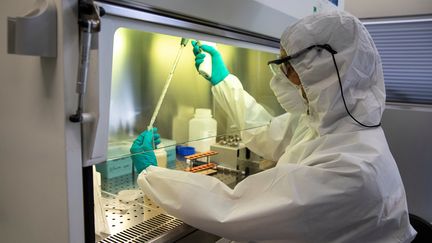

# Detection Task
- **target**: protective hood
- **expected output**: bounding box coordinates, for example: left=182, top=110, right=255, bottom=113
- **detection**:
left=280, top=10, right=385, bottom=135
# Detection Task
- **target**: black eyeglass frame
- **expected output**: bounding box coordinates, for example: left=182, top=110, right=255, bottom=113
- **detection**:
left=267, top=44, right=337, bottom=66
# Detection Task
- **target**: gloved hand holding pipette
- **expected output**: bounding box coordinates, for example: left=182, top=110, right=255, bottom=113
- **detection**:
left=130, top=127, right=161, bottom=173
left=131, top=37, right=189, bottom=173
left=192, top=40, right=230, bottom=85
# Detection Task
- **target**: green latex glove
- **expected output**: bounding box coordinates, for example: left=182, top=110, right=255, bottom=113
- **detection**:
left=130, top=127, right=161, bottom=173
left=192, top=40, right=230, bottom=85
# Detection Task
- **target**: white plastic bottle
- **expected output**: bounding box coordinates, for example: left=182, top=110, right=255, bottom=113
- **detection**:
left=188, top=108, right=217, bottom=153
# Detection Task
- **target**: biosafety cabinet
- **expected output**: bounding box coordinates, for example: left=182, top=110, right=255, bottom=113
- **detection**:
left=86, top=2, right=284, bottom=242
left=1, top=0, right=340, bottom=242
left=83, top=1, right=293, bottom=241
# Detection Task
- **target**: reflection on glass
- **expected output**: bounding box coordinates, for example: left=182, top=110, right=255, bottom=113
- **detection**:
left=108, top=27, right=283, bottom=159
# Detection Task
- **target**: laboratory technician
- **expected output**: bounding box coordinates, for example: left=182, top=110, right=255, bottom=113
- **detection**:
left=132, top=10, right=416, bottom=242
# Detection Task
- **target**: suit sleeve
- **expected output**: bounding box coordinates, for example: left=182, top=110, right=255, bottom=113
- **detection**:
left=212, top=74, right=293, bottom=161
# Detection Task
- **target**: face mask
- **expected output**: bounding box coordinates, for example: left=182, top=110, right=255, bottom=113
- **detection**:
left=270, top=72, right=308, bottom=114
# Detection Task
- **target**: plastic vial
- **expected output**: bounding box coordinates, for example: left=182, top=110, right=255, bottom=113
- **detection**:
left=197, top=41, right=217, bottom=80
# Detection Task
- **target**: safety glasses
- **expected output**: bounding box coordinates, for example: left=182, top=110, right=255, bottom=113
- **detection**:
left=267, top=44, right=337, bottom=75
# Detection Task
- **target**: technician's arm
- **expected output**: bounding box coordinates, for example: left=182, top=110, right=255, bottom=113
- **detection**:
left=212, top=75, right=293, bottom=161
left=193, top=41, right=293, bottom=161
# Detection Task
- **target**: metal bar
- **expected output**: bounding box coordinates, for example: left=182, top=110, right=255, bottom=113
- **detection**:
left=95, top=1, right=280, bottom=48
left=363, top=17, right=432, bottom=25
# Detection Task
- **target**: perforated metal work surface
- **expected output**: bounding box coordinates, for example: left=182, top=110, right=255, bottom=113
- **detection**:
left=100, top=192, right=165, bottom=235
left=97, top=160, right=243, bottom=242
left=99, top=214, right=192, bottom=243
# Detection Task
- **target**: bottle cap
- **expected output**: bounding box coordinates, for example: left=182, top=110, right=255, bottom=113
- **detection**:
left=195, top=108, right=212, bottom=118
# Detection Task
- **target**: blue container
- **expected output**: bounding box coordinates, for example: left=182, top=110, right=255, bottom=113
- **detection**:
left=176, top=146, right=195, bottom=156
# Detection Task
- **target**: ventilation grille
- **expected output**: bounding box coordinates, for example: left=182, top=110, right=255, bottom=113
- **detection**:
left=99, top=214, right=185, bottom=243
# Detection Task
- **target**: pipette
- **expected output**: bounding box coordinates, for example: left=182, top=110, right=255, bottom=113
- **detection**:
left=147, top=38, right=189, bottom=147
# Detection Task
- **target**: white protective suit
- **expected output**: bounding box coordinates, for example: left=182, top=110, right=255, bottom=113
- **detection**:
left=138, top=11, right=416, bottom=242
